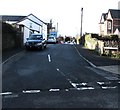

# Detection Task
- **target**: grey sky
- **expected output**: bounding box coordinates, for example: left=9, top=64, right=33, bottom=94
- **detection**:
left=0, top=0, right=119, bottom=36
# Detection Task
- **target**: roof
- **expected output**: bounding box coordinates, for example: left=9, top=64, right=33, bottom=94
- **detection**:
left=109, top=9, right=120, bottom=32
left=2, top=15, right=26, bottom=22
left=28, top=13, right=47, bottom=24
left=1, top=14, right=47, bottom=26
left=109, top=9, right=120, bottom=19
left=99, top=13, right=108, bottom=23
left=16, top=13, right=47, bottom=25
left=102, top=13, right=108, bottom=21
left=113, top=26, right=120, bottom=33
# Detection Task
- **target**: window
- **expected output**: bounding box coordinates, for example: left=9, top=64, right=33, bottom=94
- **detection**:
left=107, top=21, right=112, bottom=30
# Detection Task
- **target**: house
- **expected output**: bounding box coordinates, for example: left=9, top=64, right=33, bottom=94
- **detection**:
left=2, top=14, right=47, bottom=44
left=99, top=9, right=120, bottom=36
left=2, top=15, right=26, bottom=24
left=99, top=13, right=108, bottom=36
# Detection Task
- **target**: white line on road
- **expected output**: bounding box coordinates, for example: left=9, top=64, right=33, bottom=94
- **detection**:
left=23, top=90, right=40, bottom=94
left=2, top=51, right=24, bottom=65
left=56, top=68, right=65, bottom=77
left=101, top=86, right=117, bottom=89
left=70, top=81, right=77, bottom=89
left=56, top=68, right=77, bottom=88
left=73, top=45, right=96, bottom=68
left=77, top=87, right=94, bottom=90
left=48, top=54, right=51, bottom=62
left=49, top=89, right=60, bottom=92
left=0, top=92, right=12, bottom=95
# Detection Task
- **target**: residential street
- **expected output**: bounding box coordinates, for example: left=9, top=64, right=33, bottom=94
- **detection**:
left=2, top=44, right=120, bottom=108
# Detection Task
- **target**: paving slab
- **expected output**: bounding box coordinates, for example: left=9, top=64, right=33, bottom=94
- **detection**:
left=97, top=65, right=120, bottom=75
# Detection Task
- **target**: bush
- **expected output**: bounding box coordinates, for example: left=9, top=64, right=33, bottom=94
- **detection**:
left=65, top=37, right=71, bottom=42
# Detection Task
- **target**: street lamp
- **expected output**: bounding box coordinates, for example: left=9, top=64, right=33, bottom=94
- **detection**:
left=80, top=7, right=83, bottom=37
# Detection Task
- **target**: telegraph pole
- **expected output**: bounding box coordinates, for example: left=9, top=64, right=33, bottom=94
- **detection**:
left=80, top=7, right=83, bottom=37
left=57, top=22, right=58, bottom=37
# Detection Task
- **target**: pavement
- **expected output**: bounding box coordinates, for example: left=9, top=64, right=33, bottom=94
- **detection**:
left=2, top=45, right=120, bottom=75
left=74, top=45, right=120, bottom=75
left=97, top=65, right=119, bottom=75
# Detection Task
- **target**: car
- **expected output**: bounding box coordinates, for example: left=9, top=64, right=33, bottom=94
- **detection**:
left=25, top=33, right=47, bottom=50
left=47, top=35, right=57, bottom=44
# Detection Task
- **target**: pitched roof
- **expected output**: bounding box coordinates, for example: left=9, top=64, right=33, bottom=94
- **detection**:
left=113, top=25, right=120, bottom=33
left=16, top=13, right=47, bottom=25
left=1, top=14, right=47, bottom=26
left=99, top=13, right=108, bottom=23
left=2, top=15, right=26, bottom=22
left=28, top=13, right=47, bottom=24
left=109, top=9, right=120, bottom=19
left=102, top=13, right=108, bottom=20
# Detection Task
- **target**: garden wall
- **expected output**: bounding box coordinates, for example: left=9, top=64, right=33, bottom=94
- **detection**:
left=2, top=22, right=23, bottom=51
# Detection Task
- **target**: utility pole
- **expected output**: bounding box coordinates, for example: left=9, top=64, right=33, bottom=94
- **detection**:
left=57, top=22, right=58, bottom=32
left=118, top=1, right=120, bottom=9
left=80, top=7, right=83, bottom=37
left=57, top=22, right=58, bottom=37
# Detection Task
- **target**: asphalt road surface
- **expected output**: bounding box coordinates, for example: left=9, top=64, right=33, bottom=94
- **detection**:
left=2, top=44, right=120, bottom=109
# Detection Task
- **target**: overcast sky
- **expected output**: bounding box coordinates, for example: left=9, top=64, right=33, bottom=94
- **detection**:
left=0, top=0, right=119, bottom=36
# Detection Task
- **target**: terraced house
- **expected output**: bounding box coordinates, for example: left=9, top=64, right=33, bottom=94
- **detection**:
left=99, top=9, right=120, bottom=36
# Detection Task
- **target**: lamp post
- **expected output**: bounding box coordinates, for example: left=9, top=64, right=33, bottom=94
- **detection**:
left=57, top=22, right=58, bottom=37
left=80, top=7, right=83, bottom=37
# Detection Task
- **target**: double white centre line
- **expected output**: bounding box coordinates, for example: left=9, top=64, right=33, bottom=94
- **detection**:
left=48, top=54, right=51, bottom=62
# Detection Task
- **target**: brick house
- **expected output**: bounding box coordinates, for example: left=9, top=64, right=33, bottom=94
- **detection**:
left=99, top=9, right=120, bottom=36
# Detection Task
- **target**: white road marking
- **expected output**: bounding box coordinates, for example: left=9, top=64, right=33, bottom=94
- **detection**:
left=2, top=51, right=24, bottom=64
left=65, top=89, right=69, bottom=91
left=79, top=83, right=87, bottom=86
left=0, top=92, right=12, bottom=95
left=2, top=81, right=118, bottom=96
left=97, top=82, right=105, bottom=85
left=56, top=68, right=65, bottom=76
left=97, top=81, right=111, bottom=85
left=70, top=82, right=77, bottom=89
left=48, top=54, right=51, bottom=62
left=97, top=81, right=118, bottom=89
left=23, top=90, right=40, bottom=93
left=56, top=68, right=60, bottom=71
left=56, top=68, right=94, bottom=90
left=74, top=45, right=96, bottom=68
left=77, top=87, right=94, bottom=90
left=56, top=68, right=76, bottom=88
left=49, top=89, right=60, bottom=92
left=101, top=86, right=117, bottom=89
